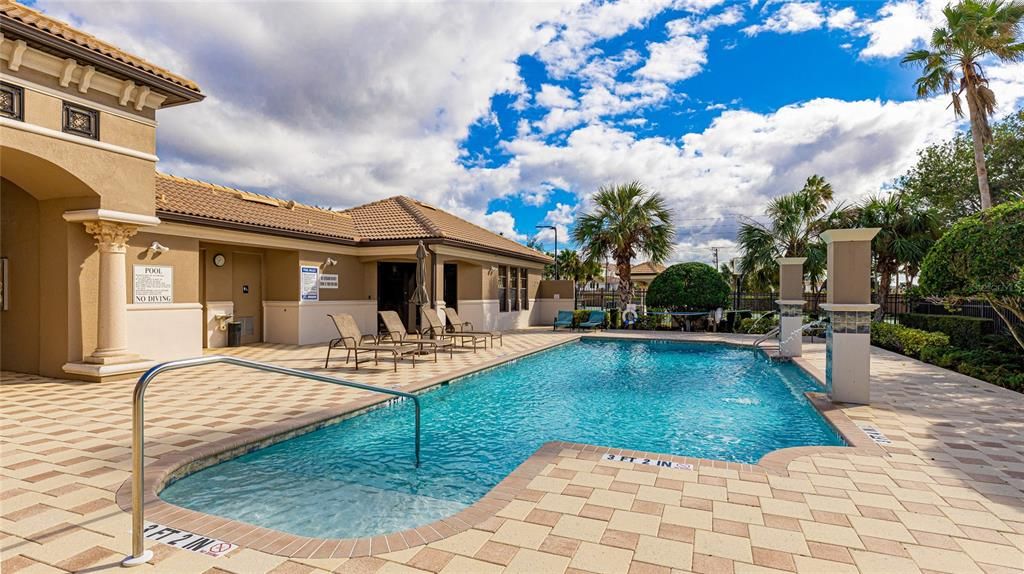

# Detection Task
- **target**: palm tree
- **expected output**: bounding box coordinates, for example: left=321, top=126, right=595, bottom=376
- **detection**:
left=902, top=0, right=1024, bottom=210
left=572, top=182, right=673, bottom=310
left=737, top=175, right=841, bottom=297
left=846, top=194, right=940, bottom=320
left=554, top=250, right=603, bottom=299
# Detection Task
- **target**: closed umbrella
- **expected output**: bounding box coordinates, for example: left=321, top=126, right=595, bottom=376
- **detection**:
left=411, top=242, right=431, bottom=339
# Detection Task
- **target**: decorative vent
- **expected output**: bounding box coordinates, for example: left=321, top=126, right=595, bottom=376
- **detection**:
left=0, top=83, right=24, bottom=121
left=62, top=101, right=99, bottom=140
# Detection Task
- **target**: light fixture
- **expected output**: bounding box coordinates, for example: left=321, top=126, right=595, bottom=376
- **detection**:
left=148, top=241, right=170, bottom=254
left=323, top=257, right=338, bottom=267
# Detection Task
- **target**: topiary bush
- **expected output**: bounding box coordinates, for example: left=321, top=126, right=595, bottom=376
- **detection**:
left=646, top=262, right=730, bottom=311
left=898, top=314, right=993, bottom=348
left=871, top=322, right=950, bottom=358
left=920, top=200, right=1024, bottom=350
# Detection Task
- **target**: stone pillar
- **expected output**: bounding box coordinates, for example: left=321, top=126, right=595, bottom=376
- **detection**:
left=83, top=221, right=140, bottom=363
left=775, top=257, right=806, bottom=358
left=821, top=228, right=880, bottom=404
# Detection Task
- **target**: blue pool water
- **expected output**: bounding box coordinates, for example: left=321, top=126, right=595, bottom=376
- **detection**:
left=161, top=339, right=842, bottom=538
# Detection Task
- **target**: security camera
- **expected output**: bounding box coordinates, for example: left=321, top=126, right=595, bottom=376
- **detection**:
left=149, top=241, right=170, bottom=253
left=324, top=257, right=338, bottom=267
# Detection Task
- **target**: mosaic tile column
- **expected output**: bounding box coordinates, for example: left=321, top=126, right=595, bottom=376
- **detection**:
left=821, top=228, right=880, bottom=404
left=775, top=257, right=806, bottom=358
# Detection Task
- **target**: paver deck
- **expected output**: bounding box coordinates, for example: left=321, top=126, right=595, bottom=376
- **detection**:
left=2, top=329, right=1023, bottom=574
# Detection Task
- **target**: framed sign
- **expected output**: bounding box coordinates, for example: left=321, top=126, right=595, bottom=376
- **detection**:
left=319, top=273, right=339, bottom=289
left=1, top=257, right=7, bottom=311
left=300, top=266, right=319, bottom=301
left=133, top=265, right=173, bottom=304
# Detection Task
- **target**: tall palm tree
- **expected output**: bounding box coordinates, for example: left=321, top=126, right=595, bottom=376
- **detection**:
left=902, top=0, right=1024, bottom=210
left=572, top=182, right=674, bottom=310
left=555, top=250, right=603, bottom=299
left=737, top=175, right=841, bottom=296
left=846, top=194, right=940, bottom=320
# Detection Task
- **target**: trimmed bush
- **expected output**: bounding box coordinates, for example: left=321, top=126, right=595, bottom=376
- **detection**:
left=898, top=314, right=993, bottom=348
left=647, top=262, right=730, bottom=311
left=870, top=322, right=950, bottom=358
left=738, top=315, right=778, bottom=334
left=920, top=342, right=1024, bottom=393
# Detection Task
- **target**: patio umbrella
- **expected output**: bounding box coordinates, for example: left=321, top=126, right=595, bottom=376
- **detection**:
left=411, top=241, right=431, bottom=307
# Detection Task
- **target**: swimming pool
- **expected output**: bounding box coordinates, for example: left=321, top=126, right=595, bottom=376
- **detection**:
left=160, top=339, right=843, bottom=539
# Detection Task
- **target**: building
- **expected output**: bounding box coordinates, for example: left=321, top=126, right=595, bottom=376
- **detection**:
left=0, top=1, right=564, bottom=382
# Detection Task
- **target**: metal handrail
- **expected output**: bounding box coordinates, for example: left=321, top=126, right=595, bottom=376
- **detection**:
left=753, top=326, right=781, bottom=350
left=122, top=355, right=422, bottom=567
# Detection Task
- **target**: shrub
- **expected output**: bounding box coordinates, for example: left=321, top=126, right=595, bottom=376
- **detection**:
left=738, top=314, right=779, bottom=334
left=898, top=314, right=993, bottom=348
left=647, top=262, right=730, bottom=311
left=919, top=200, right=1024, bottom=350
left=920, top=343, right=1024, bottom=393
left=870, top=322, right=950, bottom=358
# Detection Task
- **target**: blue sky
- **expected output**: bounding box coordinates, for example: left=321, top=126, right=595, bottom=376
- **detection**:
left=34, top=0, right=1024, bottom=264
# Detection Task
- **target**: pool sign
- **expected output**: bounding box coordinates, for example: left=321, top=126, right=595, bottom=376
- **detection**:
left=133, top=265, right=173, bottom=304
left=300, top=266, right=319, bottom=301
left=855, top=422, right=893, bottom=445
left=320, top=273, right=339, bottom=289
left=142, top=521, right=237, bottom=557
left=603, top=453, right=694, bottom=470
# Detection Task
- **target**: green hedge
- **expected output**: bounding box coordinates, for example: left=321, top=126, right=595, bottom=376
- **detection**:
left=870, top=322, right=949, bottom=358
left=738, top=315, right=778, bottom=334
left=898, top=314, right=993, bottom=348
left=920, top=340, right=1024, bottom=393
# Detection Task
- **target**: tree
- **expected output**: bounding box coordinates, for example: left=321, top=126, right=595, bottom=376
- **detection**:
left=844, top=194, right=940, bottom=320
left=920, top=200, right=1024, bottom=350
left=572, top=182, right=674, bottom=310
left=737, top=175, right=841, bottom=294
left=898, top=109, right=1024, bottom=227
left=552, top=250, right=602, bottom=298
left=902, top=0, right=1024, bottom=210
left=647, top=263, right=730, bottom=311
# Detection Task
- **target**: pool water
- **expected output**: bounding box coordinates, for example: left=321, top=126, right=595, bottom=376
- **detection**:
left=161, top=339, right=843, bottom=538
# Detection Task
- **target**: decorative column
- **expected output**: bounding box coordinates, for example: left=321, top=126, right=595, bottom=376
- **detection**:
left=83, top=221, right=140, bottom=363
left=775, top=257, right=806, bottom=358
left=820, top=228, right=880, bottom=404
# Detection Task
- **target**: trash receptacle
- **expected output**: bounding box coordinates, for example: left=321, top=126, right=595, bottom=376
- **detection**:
left=227, top=321, right=242, bottom=347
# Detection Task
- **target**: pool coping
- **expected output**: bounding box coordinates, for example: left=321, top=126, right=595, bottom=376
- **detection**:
left=115, top=331, right=885, bottom=560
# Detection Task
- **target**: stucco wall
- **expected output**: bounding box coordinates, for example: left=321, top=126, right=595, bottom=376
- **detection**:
left=0, top=179, right=41, bottom=373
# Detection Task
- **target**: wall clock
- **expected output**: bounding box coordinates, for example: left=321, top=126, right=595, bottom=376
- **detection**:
left=213, top=253, right=226, bottom=267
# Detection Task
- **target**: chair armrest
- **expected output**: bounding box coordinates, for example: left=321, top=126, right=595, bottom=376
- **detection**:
left=360, top=334, right=378, bottom=344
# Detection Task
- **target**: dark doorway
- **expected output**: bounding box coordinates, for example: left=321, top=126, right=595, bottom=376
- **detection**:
left=377, top=262, right=419, bottom=334
left=443, top=263, right=458, bottom=311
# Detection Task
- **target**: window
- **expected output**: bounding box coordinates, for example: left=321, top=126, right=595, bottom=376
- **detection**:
left=498, top=266, right=508, bottom=312
left=62, top=101, right=99, bottom=140
left=510, top=267, right=520, bottom=311
left=520, top=268, right=529, bottom=310
left=0, top=82, right=23, bottom=121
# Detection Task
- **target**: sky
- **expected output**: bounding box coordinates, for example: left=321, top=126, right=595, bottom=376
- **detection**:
left=31, top=0, right=1024, bottom=266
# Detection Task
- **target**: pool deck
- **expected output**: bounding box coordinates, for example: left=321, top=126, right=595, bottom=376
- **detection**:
left=2, top=329, right=1023, bottom=573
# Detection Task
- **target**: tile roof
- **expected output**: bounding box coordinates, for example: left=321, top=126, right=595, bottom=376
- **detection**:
left=1, top=1, right=200, bottom=93
left=632, top=261, right=666, bottom=275
left=155, top=173, right=550, bottom=262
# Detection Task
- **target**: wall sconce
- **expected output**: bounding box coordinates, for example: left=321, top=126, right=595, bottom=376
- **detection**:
left=148, top=241, right=170, bottom=254
left=323, top=257, right=338, bottom=267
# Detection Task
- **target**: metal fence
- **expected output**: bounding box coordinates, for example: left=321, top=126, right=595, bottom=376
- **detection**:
left=575, top=288, right=1018, bottom=336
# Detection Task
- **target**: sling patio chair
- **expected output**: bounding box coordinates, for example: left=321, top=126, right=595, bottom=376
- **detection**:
left=420, top=307, right=486, bottom=352
left=443, top=307, right=503, bottom=348
left=553, top=310, right=574, bottom=331
left=325, top=313, right=419, bottom=372
left=577, top=310, right=606, bottom=331
left=378, top=310, right=454, bottom=361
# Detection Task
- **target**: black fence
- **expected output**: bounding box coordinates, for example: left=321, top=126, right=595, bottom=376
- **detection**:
left=575, top=289, right=1019, bottom=336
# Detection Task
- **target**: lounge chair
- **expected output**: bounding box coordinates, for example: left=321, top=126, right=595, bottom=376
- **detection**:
left=553, top=310, right=574, bottom=331
left=443, top=308, right=502, bottom=348
left=577, top=310, right=606, bottom=331
left=325, top=313, right=419, bottom=371
left=378, top=310, right=453, bottom=361
left=420, top=307, right=486, bottom=352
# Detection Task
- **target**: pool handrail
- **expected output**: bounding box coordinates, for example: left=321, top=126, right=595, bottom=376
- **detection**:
left=122, top=355, right=422, bottom=567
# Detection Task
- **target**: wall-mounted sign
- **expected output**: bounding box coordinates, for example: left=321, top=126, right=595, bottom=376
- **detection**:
left=133, top=265, right=173, bottom=304
left=300, top=266, right=319, bottom=301
left=320, top=273, right=339, bottom=289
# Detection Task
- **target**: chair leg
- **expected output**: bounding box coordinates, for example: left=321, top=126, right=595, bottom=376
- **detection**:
left=353, top=348, right=359, bottom=371
left=325, top=341, right=333, bottom=368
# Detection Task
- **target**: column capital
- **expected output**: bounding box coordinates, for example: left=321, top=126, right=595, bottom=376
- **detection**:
left=821, top=228, right=879, bottom=244
left=775, top=257, right=806, bottom=266
left=83, top=220, right=139, bottom=252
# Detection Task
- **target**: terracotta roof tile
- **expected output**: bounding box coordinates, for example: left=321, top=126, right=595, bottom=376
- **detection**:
left=155, top=174, right=551, bottom=262
left=631, top=261, right=666, bottom=275
left=155, top=174, right=357, bottom=241
left=1, top=1, right=200, bottom=92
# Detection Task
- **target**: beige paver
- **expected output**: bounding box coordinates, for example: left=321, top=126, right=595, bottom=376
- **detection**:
left=2, top=332, right=1022, bottom=574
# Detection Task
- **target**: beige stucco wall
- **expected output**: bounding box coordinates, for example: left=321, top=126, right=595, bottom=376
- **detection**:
left=827, top=241, right=872, bottom=304
left=0, top=179, right=40, bottom=374
left=125, top=232, right=199, bottom=304
left=265, top=249, right=299, bottom=301
left=298, top=250, right=368, bottom=301
left=538, top=279, right=573, bottom=299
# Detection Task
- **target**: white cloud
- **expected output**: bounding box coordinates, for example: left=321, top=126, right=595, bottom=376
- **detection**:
left=635, top=35, right=709, bottom=83
left=859, top=0, right=944, bottom=59
left=826, top=7, right=858, bottom=30
left=666, top=4, right=745, bottom=35
left=535, top=84, right=578, bottom=109
left=742, top=2, right=825, bottom=35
